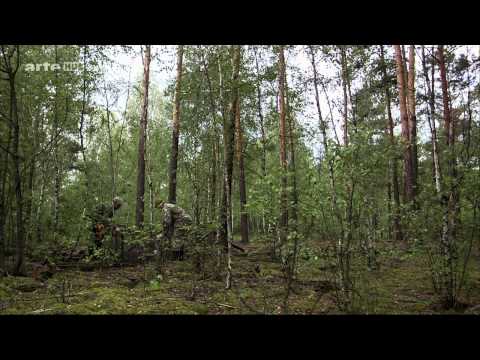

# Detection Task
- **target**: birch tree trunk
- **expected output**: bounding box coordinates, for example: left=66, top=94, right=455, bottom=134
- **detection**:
left=438, top=45, right=458, bottom=308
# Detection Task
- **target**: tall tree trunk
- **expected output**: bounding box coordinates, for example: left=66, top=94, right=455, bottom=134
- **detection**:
left=439, top=47, right=454, bottom=144
left=23, top=108, right=41, bottom=245
left=135, top=45, right=151, bottom=228
left=437, top=45, right=458, bottom=308
left=235, top=99, right=249, bottom=244
left=283, top=82, right=299, bottom=313
left=343, top=48, right=356, bottom=132
left=340, top=47, right=349, bottom=146
left=308, top=46, right=328, bottom=165
left=463, top=48, right=473, bottom=161
left=278, top=46, right=289, bottom=253
left=36, top=163, right=46, bottom=244
left=103, top=79, right=116, bottom=215
left=319, top=74, right=340, bottom=146
left=308, top=45, right=343, bottom=239
left=209, top=135, right=218, bottom=223
left=253, top=46, right=267, bottom=233
left=407, top=45, right=418, bottom=199
left=380, top=45, right=403, bottom=242
left=421, top=45, right=442, bottom=192
left=0, top=124, right=12, bottom=274
left=200, top=48, right=219, bottom=224
left=12, top=79, right=24, bottom=275
left=253, top=47, right=267, bottom=180
left=2, top=46, right=26, bottom=276
left=52, top=45, right=61, bottom=241
left=217, top=54, right=228, bottom=247
left=224, top=45, right=241, bottom=289
left=168, top=45, right=184, bottom=204
left=79, top=45, right=92, bottom=215
left=394, top=45, right=415, bottom=204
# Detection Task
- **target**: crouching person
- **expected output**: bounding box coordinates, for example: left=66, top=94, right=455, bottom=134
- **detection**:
left=88, top=197, right=123, bottom=257
left=155, top=199, right=193, bottom=261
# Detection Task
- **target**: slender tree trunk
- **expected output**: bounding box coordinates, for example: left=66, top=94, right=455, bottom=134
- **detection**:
left=437, top=45, right=458, bottom=308
left=79, top=45, right=92, bottom=217
left=407, top=45, right=418, bottom=200
left=135, top=45, right=151, bottom=228
left=217, top=54, right=228, bottom=247
left=308, top=46, right=328, bottom=164
left=421, top=45, right=442, bottom=192
left=235, top=99, right=249, bottom=244
left=340, top=47, right=349, bottom=146
left=0, top=124, right=12, bottom=274
left=464, top=50, right=473, bottom=160
left=200, top=48, right=219, bottom=224
left=278, top=46, right=289, bottom=253
left=209, top=135, right=218, bottom=223
left=4, top=46, right=26, bottom=275
left=253, top=47, right=267, bottom=233
left=394, top=45, right=415, bottom=204
left=308, top=45, right=343, bottom=239
left=147, top=143, right=155, bottom=232
left=319, top=74, right=340, bottom=146
left=339, top=47, right=355, bottom=298
left=253, top=48, right=267, bottom=180
left=386, top=170, right=393, bottom=240
left=168, top=45, right=184, bottom=204
left=36, top=164, right=46, bottom=243
left=224, top=45, right=241, bottom=289
left=439, top=47, right=454, bottom=144
left=23, top=110, right=41, bottom=245
left=344, top=48, right=356, bottom=132
left=380, top=45, right=403, bottom=242
left=104, top=80, right=116, bottom=215
left=283, top=83, right=299, bottom=313
left=52, top=45, right=61, bottom=241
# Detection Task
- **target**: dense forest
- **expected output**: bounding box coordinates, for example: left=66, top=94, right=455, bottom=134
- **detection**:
left=0, top=45, right=479, bottom=314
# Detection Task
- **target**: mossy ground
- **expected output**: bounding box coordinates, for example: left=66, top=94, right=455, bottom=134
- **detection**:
left=1, top=238, right=480, bottom=315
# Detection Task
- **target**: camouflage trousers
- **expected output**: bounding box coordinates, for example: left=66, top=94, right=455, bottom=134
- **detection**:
left=166, top=219, right=192, bottom=249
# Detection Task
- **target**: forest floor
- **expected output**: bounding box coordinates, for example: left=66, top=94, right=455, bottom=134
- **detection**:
left=2, top=238, right=480, bottom=315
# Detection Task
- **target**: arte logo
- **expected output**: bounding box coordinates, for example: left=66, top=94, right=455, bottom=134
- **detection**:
left=24, top=62, right=83, bottom=72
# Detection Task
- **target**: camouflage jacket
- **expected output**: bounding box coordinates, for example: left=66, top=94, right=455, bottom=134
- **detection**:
left=160, top=203, right=193, bottom=248
left=161, top=203, right=192, bottom=226
left=90, top=203, right=115, bottom=226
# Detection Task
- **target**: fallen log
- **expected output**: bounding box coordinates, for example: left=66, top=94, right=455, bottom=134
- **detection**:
left=231, top=242, right=246, bottom=253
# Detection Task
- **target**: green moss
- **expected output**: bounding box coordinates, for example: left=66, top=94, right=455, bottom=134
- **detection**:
left=2, top=243, right=480, bottom=314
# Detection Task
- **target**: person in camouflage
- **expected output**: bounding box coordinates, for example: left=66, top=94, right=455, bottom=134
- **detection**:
left=89, top=197, right=123, bottom=255
left=156, top=200, right=193, bottom=259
